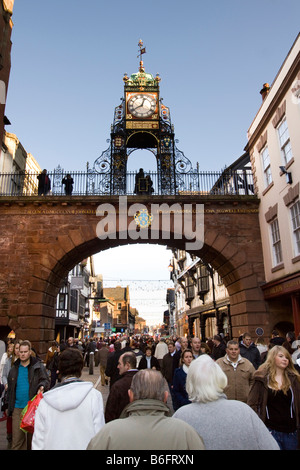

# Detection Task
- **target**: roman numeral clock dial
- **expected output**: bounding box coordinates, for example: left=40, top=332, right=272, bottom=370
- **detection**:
left=128, top=94, right=157, bottom=118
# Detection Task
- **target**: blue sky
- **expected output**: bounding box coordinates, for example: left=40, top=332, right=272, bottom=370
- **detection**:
left=5, top=0, right=300, bottom=327
left=6, top=0, right=300, bottom=173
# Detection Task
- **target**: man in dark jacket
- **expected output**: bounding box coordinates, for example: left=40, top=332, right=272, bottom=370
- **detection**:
left=161, top=341, right=181, bottom=410
left=211, top=335, right=226, bottom=360
left=85, top=337, right=96, bottom=367
left=99, top=343, right=109, bottom=386
left=161, top=342, right=181, bottom=385
left=239, top=332, right=261, bottom=370
left=105, top=341, right=123, bottom=388
left=105, top=351, right=138, bottom=422
left=7, top=340, right=50, bottom=450
left=269, top=330, right=285, bottom=346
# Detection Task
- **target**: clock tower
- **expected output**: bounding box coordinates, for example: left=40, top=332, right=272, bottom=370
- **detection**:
left=93, top=40, right=194, bottom=195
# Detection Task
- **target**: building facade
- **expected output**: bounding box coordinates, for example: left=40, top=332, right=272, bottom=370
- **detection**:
left=247, top=33, right=300, bottom=337
left=0, top=131, right=41, bottom=194
left=103, top=285, right=136, bottom=335
left=55, top=258, right=95, bottom=341
left=0, top=1, right=14, bottom=145
left=170, top=249, right=230, bottom=339
left=133, top=313, right=146, bottom=335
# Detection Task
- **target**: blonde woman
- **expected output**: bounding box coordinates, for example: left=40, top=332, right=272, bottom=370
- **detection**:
left=247, top=345, right=300, bottom=450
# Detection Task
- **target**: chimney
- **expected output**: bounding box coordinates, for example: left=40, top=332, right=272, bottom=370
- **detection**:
left=260, top=83, right=270, bottom=101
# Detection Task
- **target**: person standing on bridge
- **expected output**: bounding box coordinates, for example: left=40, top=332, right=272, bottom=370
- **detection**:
left=134, top=168, right=145, bottom=195
left=32, top=348, right=105, bottom=450
left=37, top=169, right=51, bottom=196
left=62, top=173, right=74, bottom=195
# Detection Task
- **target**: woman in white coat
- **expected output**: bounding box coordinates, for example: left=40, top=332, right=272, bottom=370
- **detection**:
left=32, top=348, right=105, bottom=450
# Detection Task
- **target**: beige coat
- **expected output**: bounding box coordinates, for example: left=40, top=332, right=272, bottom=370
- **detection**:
left=87, top=399, right=205, bottom=450
left=216, top=355, right=255, bottom=403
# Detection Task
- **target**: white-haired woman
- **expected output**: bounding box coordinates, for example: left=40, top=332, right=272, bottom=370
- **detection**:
left=172, top=354, right=279, bottom=450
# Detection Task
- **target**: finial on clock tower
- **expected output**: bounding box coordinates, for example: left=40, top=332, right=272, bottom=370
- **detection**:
left=137, top=39, right=146, bottom=73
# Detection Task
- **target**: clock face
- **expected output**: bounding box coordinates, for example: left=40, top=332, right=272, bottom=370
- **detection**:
left=128, top=94, right=157, bottom=118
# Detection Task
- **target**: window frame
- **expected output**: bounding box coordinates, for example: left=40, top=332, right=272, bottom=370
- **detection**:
left=185, top=275, right=195, bottom=300
left=290, top=200, right=300, bottom=257
left=269, top=218, right=283, bottom=266
left=277, top=117, right=293, bottom=165
left=260, top=145, right=272, bottom=188
left=117, top=313, right=122, bottom=324
left=196, top=264, right=209, bottom=294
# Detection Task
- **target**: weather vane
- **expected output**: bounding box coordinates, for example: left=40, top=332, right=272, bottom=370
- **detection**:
left=137, top=39, right=146, bottom=72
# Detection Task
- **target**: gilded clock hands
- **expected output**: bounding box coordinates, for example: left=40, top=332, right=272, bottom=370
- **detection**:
left=135, top=97, right=146, bottom=110
left=136, top=98, right=152, bottom=113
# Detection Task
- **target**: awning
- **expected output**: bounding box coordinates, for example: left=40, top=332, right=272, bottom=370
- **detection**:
left=177, top=258, right=200, bottom=280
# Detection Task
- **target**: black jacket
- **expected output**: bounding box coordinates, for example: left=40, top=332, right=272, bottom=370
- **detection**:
left=7, top=356, right=50, bottom=415
left=105, top=349, right=123, bottom=387
left=239, top=342, right=261, bottom=369
left=211, top=342, right=226, bottom=361
left=161, top=350, right=181, bottom=384
left=138, top=355, right=161, bottom=371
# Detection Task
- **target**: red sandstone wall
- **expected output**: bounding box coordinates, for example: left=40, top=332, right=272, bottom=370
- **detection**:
left=0, top=195, right=269, bottom=353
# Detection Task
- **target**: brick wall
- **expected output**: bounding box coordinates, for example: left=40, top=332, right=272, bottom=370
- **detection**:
left=0, top=195, right=268, bottom=354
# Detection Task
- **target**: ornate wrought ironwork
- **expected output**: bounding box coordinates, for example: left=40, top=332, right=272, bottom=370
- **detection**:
left=90, top=42, right=197, bottom=196
left=0, top=170, right=255, bottom=197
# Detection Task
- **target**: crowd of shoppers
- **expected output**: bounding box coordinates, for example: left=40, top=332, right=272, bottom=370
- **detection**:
left=0, top=329, right=299, bottom=451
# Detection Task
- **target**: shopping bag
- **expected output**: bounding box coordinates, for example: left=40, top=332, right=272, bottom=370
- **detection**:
left=1, top=388, right=8, bottom=412
left=20, top=392, right=43, bottom=434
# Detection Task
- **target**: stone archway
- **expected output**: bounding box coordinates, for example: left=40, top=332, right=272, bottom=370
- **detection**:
left=0, top=194, right=269, bottom=354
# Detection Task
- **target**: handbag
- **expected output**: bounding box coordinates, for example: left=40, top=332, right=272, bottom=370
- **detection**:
left=1, top=389, right=8, bottom=412
left=20, top=392, right=43, bottom=434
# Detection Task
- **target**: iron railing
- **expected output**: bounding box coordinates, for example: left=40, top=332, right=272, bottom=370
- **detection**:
left=0, top=169, right=255, bottom=197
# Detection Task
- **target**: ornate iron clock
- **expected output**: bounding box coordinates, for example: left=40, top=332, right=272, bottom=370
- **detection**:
left=92, top=40, right=195, bottom=195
